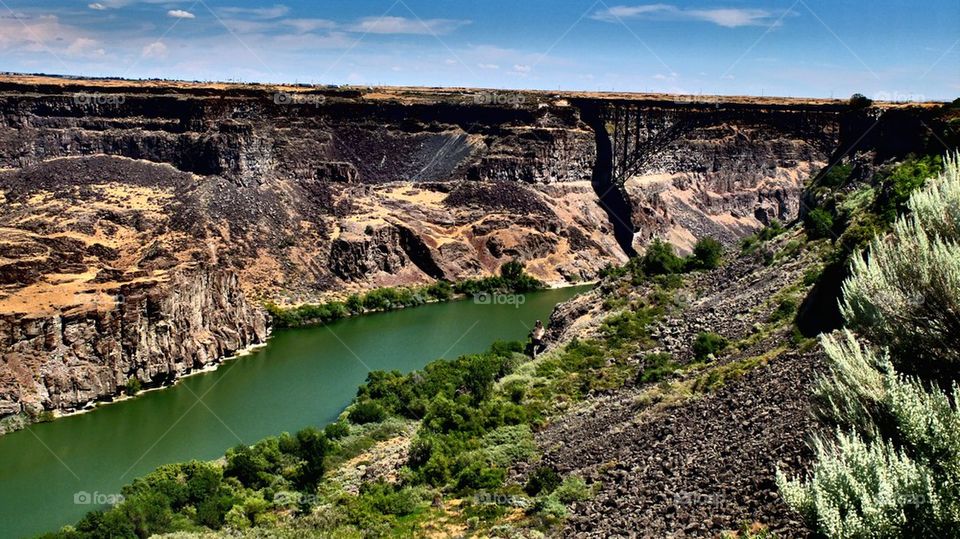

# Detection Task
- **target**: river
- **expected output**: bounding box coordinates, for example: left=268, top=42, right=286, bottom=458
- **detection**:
left=0, top=286, right=590, bottom=538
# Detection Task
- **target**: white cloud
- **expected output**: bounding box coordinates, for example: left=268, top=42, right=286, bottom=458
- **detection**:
left=219, top=5, right=290, bottom=19
left=167, top=10, right=195, bottom=19
left=142, top=41, right=167, bottom=58
left=88, top=3, right=107, bottom=10
left=592, top=4, right=774, bottom=28
left=652, top=71, right=678, bottom=80
left=687, top=8, right=771, bottom=28
left=348, top=16, right=470, bottom=35
left=66, top=37, right=105, bottom=57
left=0, top=15, right=84, bottom=52
left=282, top=18, right=337, bottom=33
left=513, top=64, right=531, bottom=74
left=594, top=4, right=674, bottom=21
left=478, top=63, right=499, bottom=70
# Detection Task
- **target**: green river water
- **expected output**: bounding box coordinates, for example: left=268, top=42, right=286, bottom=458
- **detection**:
left=0, top=286, right=590, bottom=538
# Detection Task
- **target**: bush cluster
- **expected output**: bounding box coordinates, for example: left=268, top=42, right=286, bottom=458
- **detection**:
left=454, top=259, right=543, bottom=296
left=601, top=236, right=726, bottom=286
left=692, top=332, right=728, bottom=361
left=266, top=260, right=541, bottom=328
left=48, top=426, right=331, bottom=538
left=778, top=152, right=960, bottom=537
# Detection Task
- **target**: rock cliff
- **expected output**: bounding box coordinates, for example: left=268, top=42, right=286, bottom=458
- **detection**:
left=0, top=74, right=948, bottom=426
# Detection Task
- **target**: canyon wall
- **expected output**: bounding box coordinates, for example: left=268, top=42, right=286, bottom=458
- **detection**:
left=0, top=76, right=947, bottom=424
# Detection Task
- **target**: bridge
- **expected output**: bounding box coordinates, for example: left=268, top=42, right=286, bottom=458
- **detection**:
left=604, top=102, right=698, bottom=186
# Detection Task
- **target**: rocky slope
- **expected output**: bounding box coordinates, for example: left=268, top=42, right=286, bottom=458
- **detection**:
left=534, top=235, right=825, bottom=537
left=0, top=74, right=948, bottom=427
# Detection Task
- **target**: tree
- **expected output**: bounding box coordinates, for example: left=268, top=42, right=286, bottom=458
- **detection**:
left=295, top=427, right=329, bottom=489
left=849, top=93, right=873, bottom=109
left=690, top=237, right=723, bottom=270
left=805, top=208, right=835, bottom=239
left=641, top=239, right=685, bottom=275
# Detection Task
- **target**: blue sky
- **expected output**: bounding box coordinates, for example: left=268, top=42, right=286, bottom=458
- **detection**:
left=0, top=0, right=957, bottom=100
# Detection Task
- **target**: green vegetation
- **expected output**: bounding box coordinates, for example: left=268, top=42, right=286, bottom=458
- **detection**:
left=769, top=297, right=798, bottom=323
left=124, top=378, right=142, bottom=396
left=690, top=237, right=724, bottom=270
left=641, top=239, right=687, bottom=275
left=817, top=163, right=854, bottom=189
left=266, top=261, right=540, bottom=328
left=600, top=235, right=726, bottom=285
left=778, top=152, right=960, bottom=537
left=637, top=352, right=680, bottom=384
left=347, top=400, right=387, bottom=425
left=524, top=467, right=561, bottom=496
left=692, top=332, right=728, bottom=361
left=803, top=207, right=835, bottom=239
left=740, top=220, right=786, bottom=255
left=453, top=259, right=543, bottom=296
left=45, top=425, right=332, bottom=539
left=873, top=154, right=943, bottom=224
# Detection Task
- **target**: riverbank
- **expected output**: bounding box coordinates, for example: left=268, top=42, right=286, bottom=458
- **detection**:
left=1, top=286, right=591, bottom=538
left=264, top=262, right=547, bottom=328
left=0, top=263, right=567, bottom=438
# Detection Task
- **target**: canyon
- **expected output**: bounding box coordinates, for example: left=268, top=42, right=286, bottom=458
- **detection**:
left=0, top=74, right=948, bottom=431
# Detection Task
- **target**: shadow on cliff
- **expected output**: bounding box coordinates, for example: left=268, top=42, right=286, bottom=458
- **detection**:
left=577, top=102, right=637, bottom=258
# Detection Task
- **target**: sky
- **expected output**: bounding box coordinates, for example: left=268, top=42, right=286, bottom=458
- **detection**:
left=0, top=0, right=957, bottom=100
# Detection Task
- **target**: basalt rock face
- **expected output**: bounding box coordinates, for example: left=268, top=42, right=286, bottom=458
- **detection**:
left=575, top=101, right=845, bottom=253
left=0, top=76, right=943, bottom=424
left=0, top=269, right=268, bottom=431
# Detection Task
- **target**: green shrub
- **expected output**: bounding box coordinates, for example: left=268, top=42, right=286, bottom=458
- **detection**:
left=524, top=466, right=561, bottom=496
left=357, top=482, right=424, bottom=516
left=637, top=352, right=679, bottom=384
left=480, top=425, right=537, bottom=467
left=690, top=237, right=723, bottom=270
left=692, top=332, right=728, bottom=361
left=124, top=377, right=142, bottom=396
left=348, top=400, right=387, bottom=425
left=530, top=495, right=567, bottom=519
left=779, top=152, right=960, bottom=537
left=805, top=208, right=835, bottom=239
left=324, top=421, right=350, bottom=440
left=456, top=461, right=506, bottom=491
left=424, top=280, right=453, bottom=301
left=842, top=152, right=960, bottom=374
left=641, top=239, right=686, bottom=275
left=758, top=219, right=786, bottom=241
left=598, top=262, right=629, bottom=280
left=770, top=298, right=798, bottom=323
left=346, top=294, right=364, bottom=314
left=552, top=476, right=592, bottom=504
left=802, top=267, right=823, bottom=286
left=818, top=163, right=853, bottom=188
left=224, top=445, right=272, bottom=489
left=874, top=154, right=943, bottom=223
left=294, top=427, right=329, bottom=488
